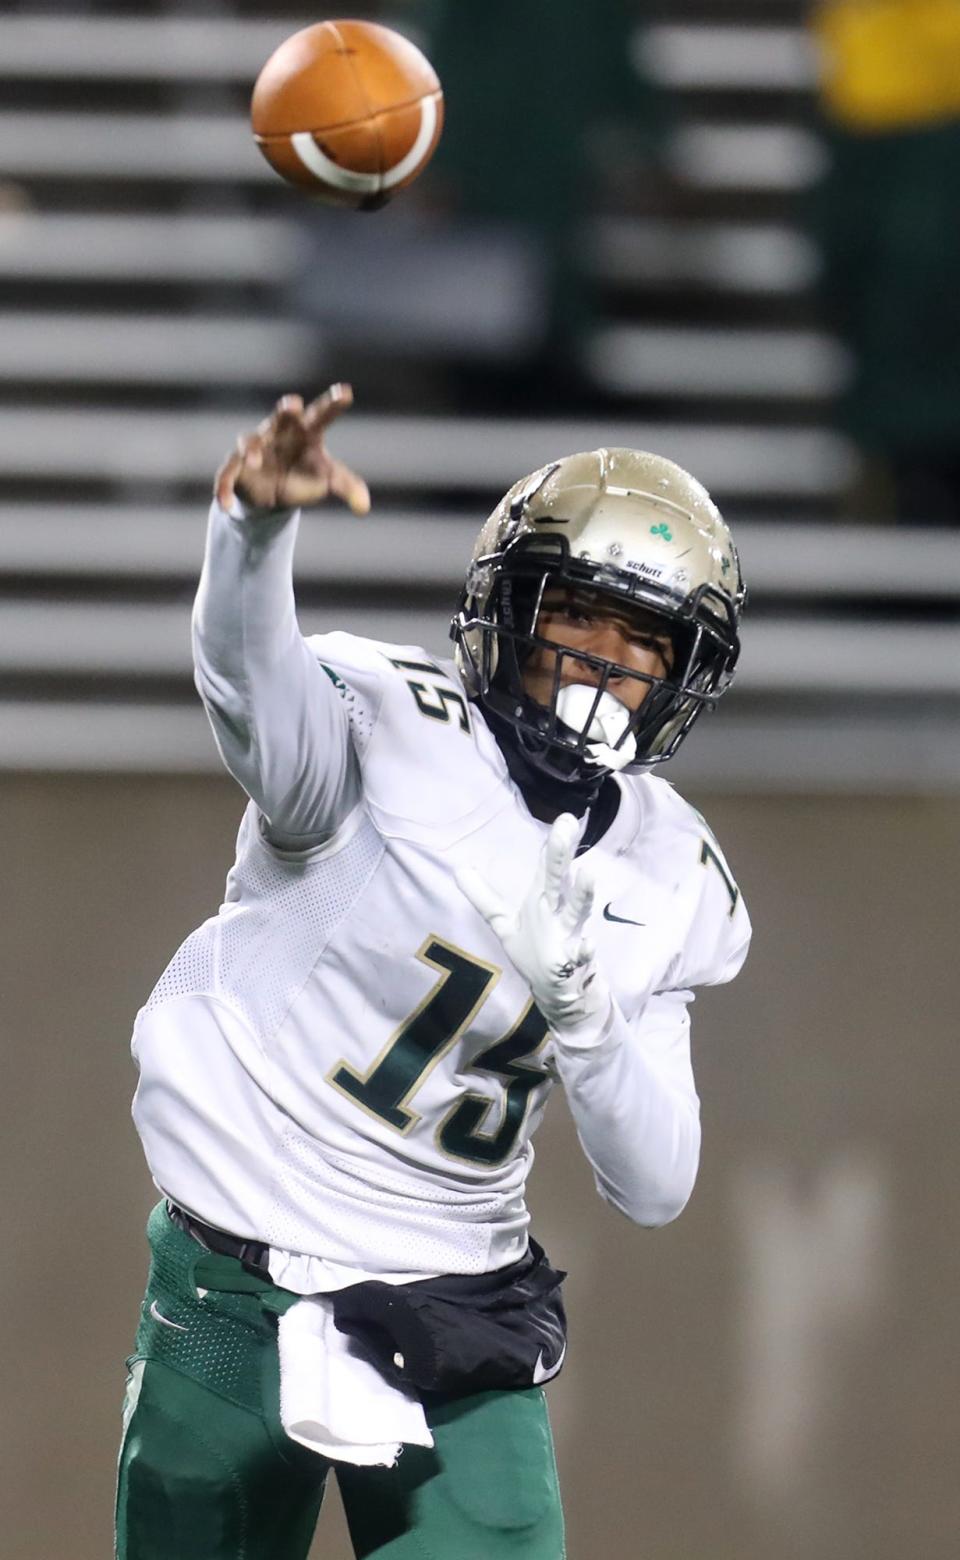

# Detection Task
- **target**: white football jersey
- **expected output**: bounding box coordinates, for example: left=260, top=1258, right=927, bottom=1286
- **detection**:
left=131, top=503, right=750, bottom=1291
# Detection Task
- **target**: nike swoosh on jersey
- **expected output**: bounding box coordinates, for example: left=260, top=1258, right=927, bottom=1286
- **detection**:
left=602, top=904, right=645, bottom=927
left=533, top=1342, right=567, bottom=1384
left=149, top=1299, right=190, bottom=1333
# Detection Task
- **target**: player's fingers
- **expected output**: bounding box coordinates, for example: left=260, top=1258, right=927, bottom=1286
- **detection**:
left=260, top=393, right=305, bottom=430
left=256, top=395, right=307, bottom=452
left=238, top=433, right=264, bottom=471
left=543, top=814, right=579, bottom=913
left=457, top=866, right=512, bottom=936
left=257, top=407, right=286, bottom=440
left=303, top=381, right=354, bottom=431
left=326, top=456, right=371, bottom=517
left=576, top=934, right=596, bottom=968
left=564, top=861, right=595, bottom=936
left=272, top=418, right=310, bottom=474
left=214, top=449, right=243, bottom=509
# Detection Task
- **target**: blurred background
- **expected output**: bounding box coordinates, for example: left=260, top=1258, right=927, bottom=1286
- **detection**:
left=1, top=2, right=958, bottom=1558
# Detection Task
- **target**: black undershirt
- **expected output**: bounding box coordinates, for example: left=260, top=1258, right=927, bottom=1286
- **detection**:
left=478, top=706, right=622, bottom=853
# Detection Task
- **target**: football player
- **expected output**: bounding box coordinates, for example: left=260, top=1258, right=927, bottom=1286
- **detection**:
left=116, top=385, right=749, bottom=1560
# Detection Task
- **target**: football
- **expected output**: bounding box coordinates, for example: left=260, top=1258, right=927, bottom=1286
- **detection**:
left=251, top=19, right=444, bottom=209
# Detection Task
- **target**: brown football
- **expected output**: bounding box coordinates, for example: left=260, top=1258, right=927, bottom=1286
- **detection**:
left=251, top=19, right=444, bottom=209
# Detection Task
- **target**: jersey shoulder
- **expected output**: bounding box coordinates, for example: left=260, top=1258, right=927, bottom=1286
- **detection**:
left=304, top=632, right=505, bottom=835
left=303, top=629, right=463, bottom=740
left=306, top=629, right=436, bottom=677
left=627, top=773, right=751, bottom=990
left=305, top=631, right=457, bottom=697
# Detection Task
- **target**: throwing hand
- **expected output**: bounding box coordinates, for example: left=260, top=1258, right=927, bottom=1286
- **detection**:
left=214, top=384, right=370, bottom=516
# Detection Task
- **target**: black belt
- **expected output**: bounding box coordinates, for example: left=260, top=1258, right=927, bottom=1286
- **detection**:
left=166, top=1201, right=270, bottom=1274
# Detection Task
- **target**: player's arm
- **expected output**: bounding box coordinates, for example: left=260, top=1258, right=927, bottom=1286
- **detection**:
left=459, top=815, right=702, bottom=1226
left=194, top=385, right=371, bottom=845
left=549, top=988, right=701, bottom=1227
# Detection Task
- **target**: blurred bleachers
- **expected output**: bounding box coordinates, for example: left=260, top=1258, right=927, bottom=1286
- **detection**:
left=0, top=0, right=957, bottom=786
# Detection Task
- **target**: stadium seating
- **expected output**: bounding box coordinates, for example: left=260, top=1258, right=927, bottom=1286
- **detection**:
left=1, top=0, right=955, bottom=787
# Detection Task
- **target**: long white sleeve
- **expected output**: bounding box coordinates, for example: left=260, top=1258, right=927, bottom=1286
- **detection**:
left=552, top=988, right=701, bottom=1227
left=192, top=498, right=361, bottom=844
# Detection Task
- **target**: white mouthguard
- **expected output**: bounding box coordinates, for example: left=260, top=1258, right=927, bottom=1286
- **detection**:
left=555, top=685, right=637, bottom=771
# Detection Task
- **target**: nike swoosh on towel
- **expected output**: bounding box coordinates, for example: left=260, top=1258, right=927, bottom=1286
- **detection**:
left=149, top=1299, right=190, bottom=1333
left=602, top=904, right=645, bottom=927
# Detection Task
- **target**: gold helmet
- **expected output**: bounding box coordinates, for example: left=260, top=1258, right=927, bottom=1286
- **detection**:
left=451, top=447, right=745, bottom=780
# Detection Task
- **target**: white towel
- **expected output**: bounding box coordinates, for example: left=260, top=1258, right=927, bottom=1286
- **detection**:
left=277, top=1295, right=434, bottom=1467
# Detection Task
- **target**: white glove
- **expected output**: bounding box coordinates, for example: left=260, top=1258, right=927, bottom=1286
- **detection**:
left=457, top=814, right=613, bottom=1049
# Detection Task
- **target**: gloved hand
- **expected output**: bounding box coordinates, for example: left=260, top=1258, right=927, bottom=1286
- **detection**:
left=458, top=814, right=613, bottom=1049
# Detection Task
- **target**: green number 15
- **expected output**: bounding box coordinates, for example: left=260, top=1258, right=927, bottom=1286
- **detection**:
left=700, top=838, right=739, bottom=916
left=328, top=937, right=551, bottom=1168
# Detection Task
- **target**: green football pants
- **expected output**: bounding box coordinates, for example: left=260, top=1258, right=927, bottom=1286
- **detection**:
left=116, top=1204, right=566, bottom=1559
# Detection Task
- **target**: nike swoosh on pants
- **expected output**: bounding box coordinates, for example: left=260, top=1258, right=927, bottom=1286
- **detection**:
left=149, top=1299, right=189, bottom=1332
